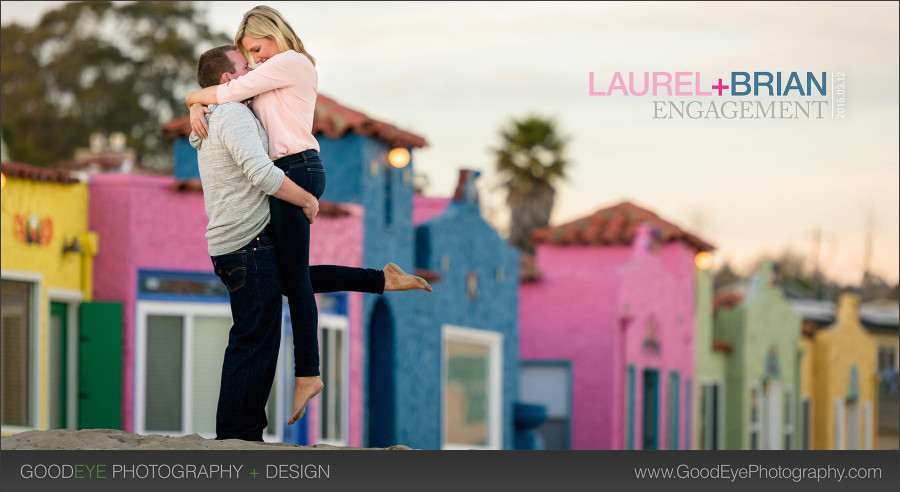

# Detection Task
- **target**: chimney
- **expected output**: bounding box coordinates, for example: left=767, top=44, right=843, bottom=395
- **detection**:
left=631, top=222, right=657, bottom=260
left=453, top=169, right=481, bottom=204
left=835, top=293, right=861, bottom=324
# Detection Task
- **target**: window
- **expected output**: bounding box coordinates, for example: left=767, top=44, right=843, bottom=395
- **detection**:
left=136, top=302, right=280, bottom=439
left=626, top=366, right=635, bottom=450
left=802, top=398, right=812, bottom=450
left=144, top=314, right=184, bottom=431
left=519, top=362, right=571, bottom=449
left=1, top=278, right=37, bottom=429
left=846, top=400, right=859, bottom=450
left=750, top=384, right=761, bottom=450
left=834, top=398, right=845, bottom=450
left=863, top=401, right=873, bottom=450
left=784, top=387, right=795, bottom=450
left=384, top=165, right=393, bottom=227
left=698, top=381, right=721, bottom=450
left=316, top=314, right=349, bottom=445
left=642, top=369, right=659, bottom=450
left=684, top=379, right=692, bottom=450
left=668, top=372, right=679, bottom=449
left=878, top=346, right=896, bottom=372
left=442, top=325, right=503, bottom=450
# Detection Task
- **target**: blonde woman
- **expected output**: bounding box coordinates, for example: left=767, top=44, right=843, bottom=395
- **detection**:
left=186, top=5, right=430, bottom=429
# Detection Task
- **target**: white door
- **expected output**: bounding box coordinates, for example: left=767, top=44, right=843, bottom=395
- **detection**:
left=764, top=382, right=783, bottom=450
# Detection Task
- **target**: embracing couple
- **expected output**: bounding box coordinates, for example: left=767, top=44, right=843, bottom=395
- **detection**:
left=186, top=5, right=431, bottom=442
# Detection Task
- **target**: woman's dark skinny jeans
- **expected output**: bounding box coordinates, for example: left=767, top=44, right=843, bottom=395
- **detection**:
left=270, top=149, right=382, bottom=377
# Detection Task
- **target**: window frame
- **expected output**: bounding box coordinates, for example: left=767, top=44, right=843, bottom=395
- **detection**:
left=834, top=397, right=845, bottom=450
left=863, top=400, right=873, bottom=450
left=441, top=324, right=503, bottom=450
left=846, top=399, right=859, bottom=450
left=314, top=313, right=351, bottom=447
left=878, top=345, right=897, bottom=372
left=46, top=288, right=83, bottom=430
left=0, top=270, right=43, bottom=434
left=518, top=360, right=572, bottom=450
left=801, top=396, right=813, bottom=450
left=134, top=300, right=283, bottom=441
left=783, top=385, right=795, bottom=450
left=684, top=378, right=692, bottom=451
left=697, top=379, right=724, bottom=450
left=749, top=382, right=762, bottom=450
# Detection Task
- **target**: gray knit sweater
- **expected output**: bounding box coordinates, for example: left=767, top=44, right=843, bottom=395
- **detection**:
left=190, top=103, right=285, bottom=256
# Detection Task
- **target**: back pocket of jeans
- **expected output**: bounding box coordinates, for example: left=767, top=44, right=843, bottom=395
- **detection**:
left=307, top=168, right=326, bottom=200
left=212, top=253, right=247, bottom=292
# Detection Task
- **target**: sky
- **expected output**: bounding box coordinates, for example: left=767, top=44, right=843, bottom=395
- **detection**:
left=2, top=1, right=898, bottom=285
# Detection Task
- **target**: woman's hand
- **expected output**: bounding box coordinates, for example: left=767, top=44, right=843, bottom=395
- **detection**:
left=302, top=198, right=319, bottom=224
left=272, top=177, right=319, bottom=224
left=190, top=104, right=211, bottom=139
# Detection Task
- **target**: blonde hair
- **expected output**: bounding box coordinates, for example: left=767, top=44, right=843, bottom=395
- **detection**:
left=234, top=5, right=316, bottom=66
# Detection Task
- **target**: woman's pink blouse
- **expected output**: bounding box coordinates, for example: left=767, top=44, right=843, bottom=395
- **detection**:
left=217, top=50, right=319, bottom=160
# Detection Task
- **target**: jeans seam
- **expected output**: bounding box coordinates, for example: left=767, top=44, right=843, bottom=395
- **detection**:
left=248, top=252, right=264, bottom=434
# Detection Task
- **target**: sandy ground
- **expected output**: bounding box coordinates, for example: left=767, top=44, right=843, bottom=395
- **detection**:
left=1, top=429, right=412, bottom=450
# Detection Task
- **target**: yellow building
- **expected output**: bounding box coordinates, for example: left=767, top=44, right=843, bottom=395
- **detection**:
left=799, top=294, right=880, bottom=449
left=1, top=162, right=97, bottom=434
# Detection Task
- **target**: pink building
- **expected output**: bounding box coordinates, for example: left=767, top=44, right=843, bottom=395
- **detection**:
left=518, top=201, right=713, bottom=450
left=89, top=173, right=369, bottom=445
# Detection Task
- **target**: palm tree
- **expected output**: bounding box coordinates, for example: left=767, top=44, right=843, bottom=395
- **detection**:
left=494, top=115, right=569, bottom=253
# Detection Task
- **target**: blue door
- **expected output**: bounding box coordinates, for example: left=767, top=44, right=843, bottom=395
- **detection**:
left=367, top=298, right=395, bottom=447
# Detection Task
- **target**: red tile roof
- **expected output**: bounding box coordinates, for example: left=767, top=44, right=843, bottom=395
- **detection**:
left=530, top=201, right=714, bottom=252
left=802, top=320, right=817, bottom=338
left=713, top=290, right=745, bottom=314
left=162, top=94, right=427, bottom=149
left=1, top=161, right=79, bottom=184
left=712, top=340, right=734, bottom=354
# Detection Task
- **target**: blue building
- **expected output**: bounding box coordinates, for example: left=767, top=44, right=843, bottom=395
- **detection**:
left=162, top=94, right=520, bottom=449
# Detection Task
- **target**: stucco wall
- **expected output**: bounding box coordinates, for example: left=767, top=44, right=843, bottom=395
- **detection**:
left=89, top=174, right=213, bottom=431
left=89, top=173, right=367, bottom=437
left=1, top=176, right=90, bottom=431
left=812, top=295, right=879, bottom=450
left=412, top=201, right=520, bottom=450
left=520, top=236, right=698, bottom=450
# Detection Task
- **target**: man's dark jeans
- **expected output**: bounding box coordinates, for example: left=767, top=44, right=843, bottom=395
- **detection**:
left=212, top=231, right=384, bottom=441
left=212, top=232, right=282, bottom=441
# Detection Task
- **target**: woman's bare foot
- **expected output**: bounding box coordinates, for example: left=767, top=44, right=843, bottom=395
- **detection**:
left=383, top=263, right=433, bottom=292
left=288, top=376, right=324, bottom=425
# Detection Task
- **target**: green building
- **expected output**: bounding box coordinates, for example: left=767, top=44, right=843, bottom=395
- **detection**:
left=696, top=262, right=803, bottom=450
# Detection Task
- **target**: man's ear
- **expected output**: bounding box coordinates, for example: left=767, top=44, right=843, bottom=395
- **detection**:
left=220, top=72, right=234, bottom=85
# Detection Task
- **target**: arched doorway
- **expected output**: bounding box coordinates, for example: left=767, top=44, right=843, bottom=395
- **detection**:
left=367, top=298, right=395, bottom=447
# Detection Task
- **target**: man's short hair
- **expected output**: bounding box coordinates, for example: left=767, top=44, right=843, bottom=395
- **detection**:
left=197, top=45, right=238, bottom=88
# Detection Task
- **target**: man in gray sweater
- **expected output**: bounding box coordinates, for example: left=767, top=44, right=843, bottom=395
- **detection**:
left=190, top=46, right=430, bottom=441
